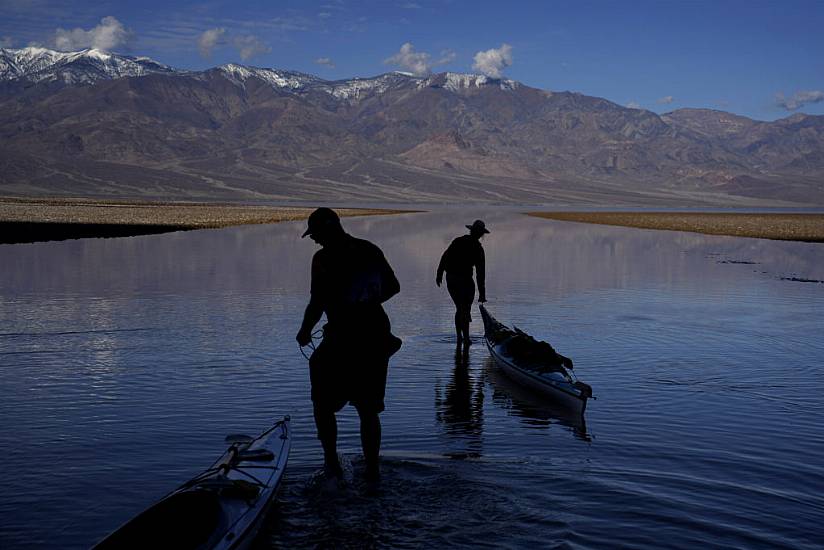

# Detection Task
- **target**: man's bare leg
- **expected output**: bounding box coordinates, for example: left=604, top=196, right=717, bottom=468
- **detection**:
left=314, top=406, right=342, bottom=478
left=357, top=407, right=381, bottom=482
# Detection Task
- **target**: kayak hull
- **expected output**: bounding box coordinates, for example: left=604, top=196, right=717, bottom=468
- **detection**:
left=94, top=416, right=291, bottom=550
left=487, top=341, right=587, bottom=414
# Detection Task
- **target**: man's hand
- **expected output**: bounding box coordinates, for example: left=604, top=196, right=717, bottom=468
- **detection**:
left=478, top=294, right=487, bottom=303
left=435, top=274, right=442, bottom=287
left=296, top=327, right=312, bottom=347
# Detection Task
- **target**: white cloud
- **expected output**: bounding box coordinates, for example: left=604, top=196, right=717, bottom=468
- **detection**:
left=384, top=42, right=432, bottom=75
left=776, top=90, right=824, bottom=111
left=0, top=36, right=13, bottom=48
left=318, top=12, right=332, bottom=19
left=384, top=42, right=454, bottom=76
left=437, top=49, right=456, bottom=65
left=626, top=101, right=641, bottom=109
left=472, top=43, right=512, bottom=78
left=197, top=28, right=226, bottom=58
left=402, top=2, right=422, bottom=8
left=657, top=95, right=674, bottom=104
left=315, top=57, right=335, bottom=68
left=53, top=16, right=132, bottom=51
left=233, top=34, right=270, bottom=61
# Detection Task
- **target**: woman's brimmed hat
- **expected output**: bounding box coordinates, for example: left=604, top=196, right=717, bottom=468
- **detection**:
left=466, top=219, right=490, bottom=234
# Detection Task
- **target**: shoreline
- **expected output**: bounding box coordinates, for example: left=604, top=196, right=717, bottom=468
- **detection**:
left=0, top=197, right=411, bottom=244
left=528, top=212, right=824, bottom=243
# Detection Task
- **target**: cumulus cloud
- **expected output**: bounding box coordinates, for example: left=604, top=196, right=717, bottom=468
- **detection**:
left=776, top=90, right=824, bottom=111
left=657, top=95, right=674, bottom=104
left=196, top=28, right=271, bottom=62
left=437, top=49, right=456, bottom=64
left=385, top=42, right=432, bottom=75
left=53, top=16, right=132, bottom=51
left=315, top=57, right=335, bottom=68
left=626, top=101, right=641, bottom=109
left=472, top=43, right=512, bottom=78
left=1, top=36, right=13, bottom=48
left=233, top=34, right=270, bottom=62
left=197, top=28, right=226, bottom=58
left=384, top=43, right=455, bottom=76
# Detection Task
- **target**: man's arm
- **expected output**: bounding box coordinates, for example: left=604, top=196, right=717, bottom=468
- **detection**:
left=436, top=244, right=450, bottom=287
left=379, top=250, right=400, bottom=302
left=297, top=254, right=324, bottom=346
left=297, top=295, right=324, bottom=346
left=476, top=246, right=486, bottom=302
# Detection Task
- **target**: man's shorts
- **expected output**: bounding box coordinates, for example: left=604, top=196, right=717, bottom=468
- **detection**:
left=309, top=333, right=392, bottom=414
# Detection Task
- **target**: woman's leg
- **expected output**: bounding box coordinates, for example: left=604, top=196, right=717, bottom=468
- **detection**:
left=448, top=278, right=474, bottom=345
left=459, top=304, right=471, bottom=346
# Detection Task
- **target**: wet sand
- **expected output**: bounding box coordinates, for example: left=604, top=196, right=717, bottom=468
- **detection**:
left=528, top=212, right=824, bottom=243
left=0, top=197, right=408, bottom=244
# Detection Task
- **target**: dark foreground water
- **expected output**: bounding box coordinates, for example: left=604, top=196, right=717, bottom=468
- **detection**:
left=1, top=210, right=823, bottom=549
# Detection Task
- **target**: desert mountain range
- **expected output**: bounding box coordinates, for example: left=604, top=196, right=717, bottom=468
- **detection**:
left=1, top=47, right=823, bottom=206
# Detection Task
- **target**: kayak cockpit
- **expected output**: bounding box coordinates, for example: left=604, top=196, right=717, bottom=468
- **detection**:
left=95, top=490, right=226, bottom=550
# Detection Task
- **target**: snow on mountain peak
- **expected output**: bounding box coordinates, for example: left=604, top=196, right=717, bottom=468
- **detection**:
left=418, top=72, right=519, bottom=92
left=215, top=63, right=319, bottom=90
left=210, top=66, right=418, bottom=100
left=324, top=72, right=417, bottom=100
left=81, top=48, right=112, bottom=61
left=0, top=46, right=176, bottom=84
left=1, top=47, right=524, bottom=103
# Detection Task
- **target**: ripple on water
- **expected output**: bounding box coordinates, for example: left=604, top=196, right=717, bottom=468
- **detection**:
left=1, top=211, right=823, bottom=548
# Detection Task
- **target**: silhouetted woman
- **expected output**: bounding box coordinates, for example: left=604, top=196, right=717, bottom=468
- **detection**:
left=436, top=220, right=488, bottom=347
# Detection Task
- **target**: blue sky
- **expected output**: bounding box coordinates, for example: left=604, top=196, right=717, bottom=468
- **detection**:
left=2, top=0, right=823, bottom=120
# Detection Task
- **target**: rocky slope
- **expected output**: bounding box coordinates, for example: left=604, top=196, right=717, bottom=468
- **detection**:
left=1, top=47, right=822, bottom=205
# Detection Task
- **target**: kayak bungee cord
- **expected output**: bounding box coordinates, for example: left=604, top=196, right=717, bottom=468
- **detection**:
left=298, top=328, right=324, bottom=361
left=180, top=418, right=289, bottom=491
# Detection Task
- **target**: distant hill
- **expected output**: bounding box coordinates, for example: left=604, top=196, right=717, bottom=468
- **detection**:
left=1, top=46, right=823, bottom=206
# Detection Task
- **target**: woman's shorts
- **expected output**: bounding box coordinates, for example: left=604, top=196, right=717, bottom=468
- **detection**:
left=447, top=277, right=475, bottom=310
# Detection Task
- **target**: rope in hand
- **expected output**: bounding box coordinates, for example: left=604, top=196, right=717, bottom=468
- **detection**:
left=298, top=328, right=324, bottom=361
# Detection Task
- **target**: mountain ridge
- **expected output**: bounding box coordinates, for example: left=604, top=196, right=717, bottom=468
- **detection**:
left=1, top=46, right=822, bottom=206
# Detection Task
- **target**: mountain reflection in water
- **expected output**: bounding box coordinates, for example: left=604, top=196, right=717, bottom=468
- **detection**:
left=1, top=209, right=823, bottom=549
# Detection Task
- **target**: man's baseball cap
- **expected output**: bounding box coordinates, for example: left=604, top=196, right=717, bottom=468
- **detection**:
left=302, top=207, right=341, bottom=238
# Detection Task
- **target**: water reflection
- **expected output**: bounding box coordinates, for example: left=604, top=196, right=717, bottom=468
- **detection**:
left=434, top=347, right=484, bottom=458
left=2, top=210, right=824, bottom=549
left=484, top=358, right=590, bottom=441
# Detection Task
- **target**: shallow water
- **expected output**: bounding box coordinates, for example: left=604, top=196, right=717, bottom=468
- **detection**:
left=1, top=211, right=823, bottom=549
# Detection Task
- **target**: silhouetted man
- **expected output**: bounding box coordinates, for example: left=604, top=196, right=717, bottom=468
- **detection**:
left=297, top=207, right=401, bottom=482
left=436, top=220, right=488, bottom=347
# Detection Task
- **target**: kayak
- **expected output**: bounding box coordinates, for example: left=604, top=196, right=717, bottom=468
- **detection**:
left=94, top=416, right=291, bottom=550
left=480, top=305, right=593, bottom=414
